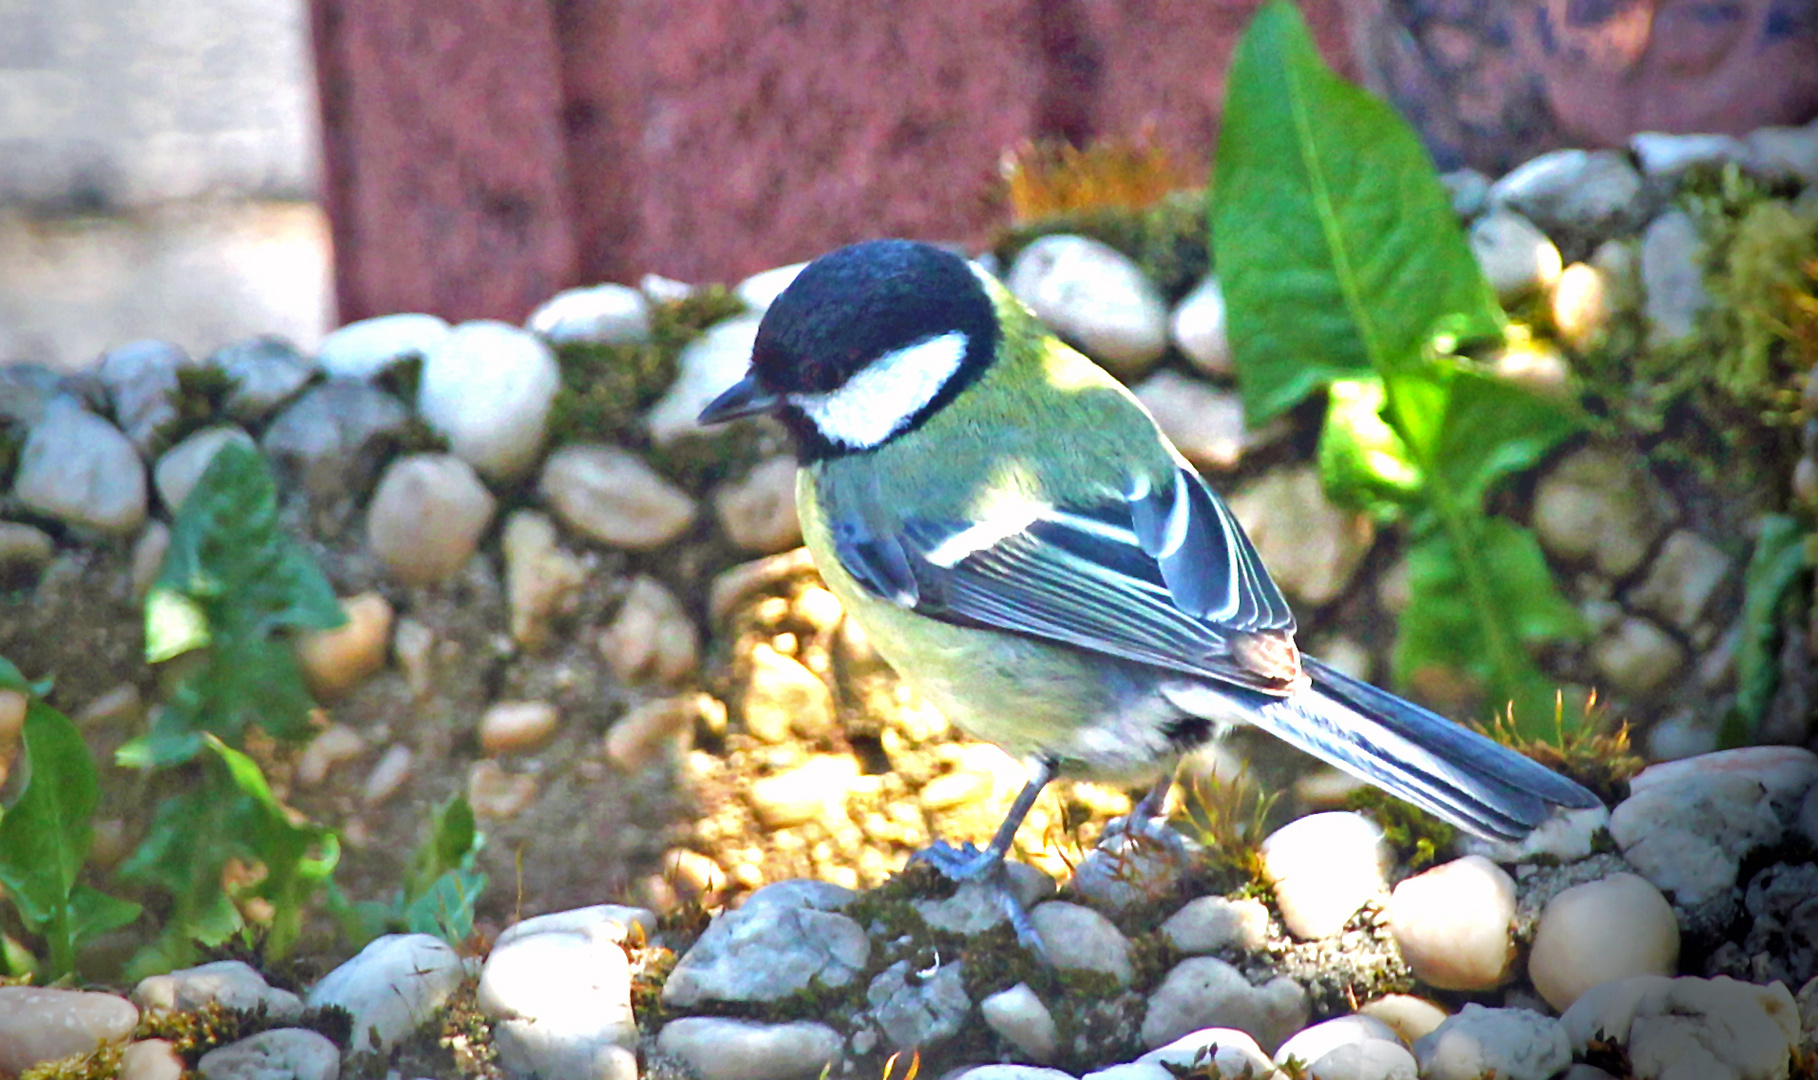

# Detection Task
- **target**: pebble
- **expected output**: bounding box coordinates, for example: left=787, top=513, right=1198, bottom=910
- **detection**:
left=1630, top=530, right=1733, bottom=632
left=316, top=312, right=451, bottom=380
left=1469, top=210, right=1563, bottom=305
left=501, top=510, right=587, bottom=650
left=1357, top=994, right=1449, bottom=1045
left=746, top=753, right=859, bottom=828
left=295, top=723, right=366, bottom=787
left=959, top=1068, right=1075, bottom=1080
left=1487, top=149, right=1644, bottom=245
left=714, top=455, right=801, bottom=553
left=468, top=759, right=539, bottom=819
left=365, top=454, right=496, bottom=586
left=1032, top=901, right=1134, bottom=985
left=981, top=983, right=1059, bottom=1063
left=708, top=547, right=818, bottom=622
left=1441, top=168, right=1491, bottom=219
left=1560, top=975, right=1799, bottom=1080
left=260, top=379, right=409, bottom=500
left=645, top=315, right=765, bottom=446
left=208, top=336, right=316, bottom=421
left=0, top=362, right=63, bottom=426
left=495, top=904, right=657, bottom=950
left=1229, top=467, right=1374, bottom=607
left=15, top=399, right=147, bottom=533
left=1275, top=1014, right=1405, bottom=1070
left=1529, top=872, right=1681, bottom=1012
left=98, top=339, right=190, bottom=450
left=1550, top=262, right=1614, bottom=352
left=1744, top=120, right=1818, bottom=186
left=296, top=592, right=393, bottom=699
left=1115, top=1027, right=1275, bottom=1079
left=1387, top=855, right=1516, bottom=991
left=1630, top=132, right=1747, bottom=180
left=1647, top=710, right=1721, bottom=762
left=131, top=521, right=170, bottom=601
left=478, top=910, right=639, bottom=1080
left=419, top=320, right=560, bottom=480
left=663, top=848, right=727, bottom=900
left=305, top=934, right=465, bottom=1051
left=480, top=700, right=560, bottom=755
left=1133, top=371, right=1251, bottom=471
left=119, top=1039, right=185, bottom=1080
left=1069, top=816, right=1196, bottom=911
left=1259, top=811, right=1389, bottom=940
left=735, top=262, right=809, bottom=313
left=0, top=986, right=139, bottom=1076
left=1170, top=275, right=1232, bottom=377
left=527, top=283, right=651, bottom=345
left=1461, top=803, right=1610, bottom=864
left=196, top=1029, right=339, bottom=1080
left=741, top=642, right=836, bottom=742
left=153, top=425, right=256, bottom=512
left=132, top=959, right=305, bottom=1021
left=361, top=744, right=413, bottom=806
left=1412, top=1004, right=1570, bottom=1080
left=1006, top=234, right=1170, bottom=375
left=1640, top=209, right=1709, bottom=346
left=869, top=957, right=972, bottom=1050
left=1305, top=1040, right=1419, bottom=1080
left=655, top=1018, right=841, bottom=1080
left=1531, top=447, right=1668, bottom=579
left=0, top=521, right=54, bottom=582
left=661, top=879, right=867, bottom=1007
left=539, top=443, right=696, bottom=549
left=606, top=695, right=702, bottom=771
left=912, top=871, right=1053, bottom=936
left=1161, top=895, right=1270, bottom=954
left=1141, top=956, right=1309, bottom=1053
left=640, top=272, right=694, bottom=305
left=599, top=575, right=698, bottom=684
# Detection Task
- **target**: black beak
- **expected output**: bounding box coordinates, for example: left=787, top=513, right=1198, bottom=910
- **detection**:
left=698, top=373, right=782, bottom=425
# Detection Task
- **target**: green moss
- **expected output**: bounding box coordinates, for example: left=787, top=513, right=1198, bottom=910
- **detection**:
left=154, top=365, right=241, bottom=453
left=1705, top=199, right=1818, bottom=399
left=1342, top=789, right=1456, bottom=872
left=372, top=354, right=423, bottom=404
left=995, top=189, right=1211, bottom=302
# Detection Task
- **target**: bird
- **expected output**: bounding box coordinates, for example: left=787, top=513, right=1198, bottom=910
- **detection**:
left=698, top=237, right=1601, bottom=950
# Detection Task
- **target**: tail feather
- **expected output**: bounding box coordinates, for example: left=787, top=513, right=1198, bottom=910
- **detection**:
left=1220, top=656, right=1602, bottom=842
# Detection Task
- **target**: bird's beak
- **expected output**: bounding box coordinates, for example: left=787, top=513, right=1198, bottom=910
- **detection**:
left=698, top=373, right=782, bottom=425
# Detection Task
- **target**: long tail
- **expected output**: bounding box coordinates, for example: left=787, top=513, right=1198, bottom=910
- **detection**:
left=1193, top=656, right=1604, bottom=841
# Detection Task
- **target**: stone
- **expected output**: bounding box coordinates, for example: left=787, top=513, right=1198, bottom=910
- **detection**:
left=1461, top=804, right=1610, bottom=864
left=1441, top=168, right=1491, bottom=219
left=1528, top=873, right=1679, bottom=1012
left=1469, top=210, right=1562, bottom=305
left=527, top=283, right=651, bottom=345
left=1487, top=149, right=1645, bottom=245
left=480, top=700, right=559, bottom=755
left=746, top=754, right=859, bottom=829
left=495, top=904, right=657, bottom=951
left=645, top=315, right=765, bottom=446
left=131, top=522, right=171, bottom=601
left=1648, top=710, right=1720, bottom=763
left=1160, top=895, right=1269, bottom=956
left=365, top=454, right=496, bottom=586
left=1031, top=902, right=1134, bottom=986
left=1488, top=333, right=1572, bottom=398
left=640, top=274, right=694, bottom=305
left=260, top=378, right=409, bottom=504
left=1631, top=531, right=1733, bottom=632
left=208, top=336, right=316, bottom=421
left=1006, top=234, right=1169, bottom=375
left=741, top=642, right=836, bottom=743
left=15, top=399, right=147, bottom=533
left=98, top=339, right=190, bottom=450
left=0, top=363, right=64, bottom=427
left=1133, top=371, right=1251, bottom=471
left=0, top=986, right=139, bottom=1076
left=708, top=547, right=818, bottom=622
left=1357, top=995, right=1448, bottom=1045
left=735, top=262, right=809, bottom=313
left=1630, top=132, right=1748, bottom=180
left=1532, top=447, right=1669, bottom=579
left=714, top=455, right=801, bottom=553
left=655, top=1018, right=841, bottom=1080
left=1641, top=210, right=1709, bottom=346
left=1069, top=818, right=1196, bottom=912
left=296, top=592, right=393, bottom=699
left=316, top=312, right=450, bottom=380
left=1734, top=862, right=1818, bottom=990
left=1387, top=856, right=1516, bottom=991
left=0, top=522, right=54, bottom=584
left=1228, top=467, right=1374, bottom=607
left=663, top=848, right=728, bottom=900
left=500, top=510, right=587, bottom=652
left=599, top=576, right=698, bottom=684
left=304, top=934, right=466, bottom=1051
left=361, top=744, right=413, bottom=806
left=1306, top=1040, right=1419, bottom=1080
left=607, top=695, right=702, bottom=772
left=468, top=759, right=539, bottom=819
left=981, top=983, right=1058, bottom=1063
left=661, top=879, right=868, bottom=1006
left=1259, top=812, right=1389, bottom=940
left=296, top=724, right=366, bottom=787
left=154, top=425, right=256, bottom=512
left=478, top=912, right=638, bottom=1080
left=1275, top=1014, right=1404, bottom=1070
left=119, top=1040, right=185, bottom=1080
left=959, top=1069, right=1075, bottom=1080
left=1171, top=275, right=1232, bottom=377
left=540, top=444, right=695, bottom=549
left=133, top=960, right=305, bottom=1021
left=1745, top=122, right=1818, bottom=186
left=1412, top=1005, right=1570, bottom=1080
left=1560, top=976, right=1799, bottom=1080
left=1107, top=1028, right=1275, bottom=1080
left=1141, top=956, right=1309, bottom=1053
left=867, top=957, right=971, bottom=1051
left=196, top=1029, right=340, bottom=1080
left=1551, top=262, right=1615, bottom=352
left=418, top=320, right=560, bottom=480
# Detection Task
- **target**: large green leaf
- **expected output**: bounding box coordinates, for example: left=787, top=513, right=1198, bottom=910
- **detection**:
left=1211, top=0, right=1504, bottom=424
left=1317, top=377, right=1423, bottom=518
left=1427, top=367, right=1580, bottom=513
left=1724, top=516, right=1809, bottom=747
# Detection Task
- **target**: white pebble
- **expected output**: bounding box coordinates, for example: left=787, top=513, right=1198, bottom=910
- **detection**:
left=418, top=320, right=560, bottom=480
left=599, top=576, right=699, bottom=685
left=645, top=315, right=764, bottom=446
left=316, top=313, right=450, bottom=380
left=1170, top=275, right=1232, bottom=376
left=1357, top=994, right=1448, bottom=1045
left=153, top=426, right=255, bottom=513
left=1133, top=371, right=1251, bottom=471
left=981, top=983, right=1058, bottom=1063
left=1160, top=895, right=1270, bottom=954
left=1307, top=1040, right=1418, bottom=1080
left=527, top=283, right=650, bottom=345
left=197, top=1029, right=339, bottom=1080
left=1387, top=856, right=1516, bottom=991
left=1470, top=210, right=1562, bottom=305
left=1141, top=956, right=1309, bottom=1053
left=540, top=444, right=695, bottom=549
left=1528, top=873, right=1679, bottom=1012
left=362, top=744, right=413, bottom=806
left=1560, top=975, right=1799, bottom=1080
left=714, top=455, right=801, bottom=553
left=15, top=399, right=147, bottom=534
left=304, top=934, right=466, bottom=1050
left=480, top=700, right=560, bottom=755
left=1007, top=234, right=1169, bottom=375
left=1122, top=1027, right=1275, bottom=1078
left=1550, top=262, right=1613, bottom=351
left=1260, top=812, right=1389, bottom=940
left=735, top=262, right=809, bottom=313
left=1274, top=1014, right=1402, bottom=1068
left=655, top=1018, right=841, bottom=1080
left=746, top=755, right=858, bottom=829
left=607, top=696, right=702, bottom=771
left=502, top=510, right=588, bottom=650
left=366, top=454, right=496, bottom=586
left=1641, top=209, right=1709, bottom=346
left=1412, top=1004, right=1570, bottom=1080
left=478, top=915, right=638, bottom=1080
left=1030, top=902, right=1133, bottom=986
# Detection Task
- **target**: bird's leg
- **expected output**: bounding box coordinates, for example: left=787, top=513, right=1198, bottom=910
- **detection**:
left=912, top=756, right=1056, bottom=957
left=1100, top=766, right=1190, bottom=857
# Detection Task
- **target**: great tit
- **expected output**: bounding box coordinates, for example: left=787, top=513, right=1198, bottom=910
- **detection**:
left=699, top=238, right=1600, bottom=946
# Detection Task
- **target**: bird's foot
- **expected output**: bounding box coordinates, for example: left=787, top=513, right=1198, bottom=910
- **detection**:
left=910, top=841, right=1049, bottom=961
left=1098, top=807, right=1195, bottom=860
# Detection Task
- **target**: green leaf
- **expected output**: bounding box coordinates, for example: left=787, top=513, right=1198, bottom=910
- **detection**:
left=1317, top=377, right=1423, bottom=517
left=144, top=589, right=211, bottom=663
left=68, top=884, right=141, bottom=942
left=207, top=736, right=339, bottom=960
left=0, top=698, right=99, bottom=931
left=1724, top=516, right=1808, bottom=747
left=0, top=657, right=24, bottom=691
left=407, top=795, right=481, bottom=901
left=404, top=868, right=486, bottom=945
left=1428, top=366, right=1580, bottom=513
left=1211, top=0, right=1504, bottom=424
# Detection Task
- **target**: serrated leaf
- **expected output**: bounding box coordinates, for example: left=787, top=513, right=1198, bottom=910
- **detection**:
left=1317, top=378, right=1423, bottom=517
left=1212, top=0, right=1504, bottom=424
left=1724, top=515, right=1808, bottom=747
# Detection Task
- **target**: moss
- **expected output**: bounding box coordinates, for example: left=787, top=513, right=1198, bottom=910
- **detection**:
left=0, top=415, right=22, bottom=491
left=133, top=999, right=353, bottom=1064
left=153, top=365, right=241, bottom=453
left=1705, top=199, right=1818, bottom=400
left=18, top=1043, right=123, bottom=1080
left=645, top=423, right=780, bottom=494
left=994, top=189, right=1211, bottom=302
left=1476, top=704, right=1645, bottom=807
left=1342, top=789, right=1456, bottom=873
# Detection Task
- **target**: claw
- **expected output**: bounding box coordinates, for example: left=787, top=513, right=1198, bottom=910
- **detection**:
left=911, top=839, right=1050, bottom=960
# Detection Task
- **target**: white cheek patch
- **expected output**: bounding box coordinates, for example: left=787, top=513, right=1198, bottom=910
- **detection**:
left=793, top=331, right=968, bottom=449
